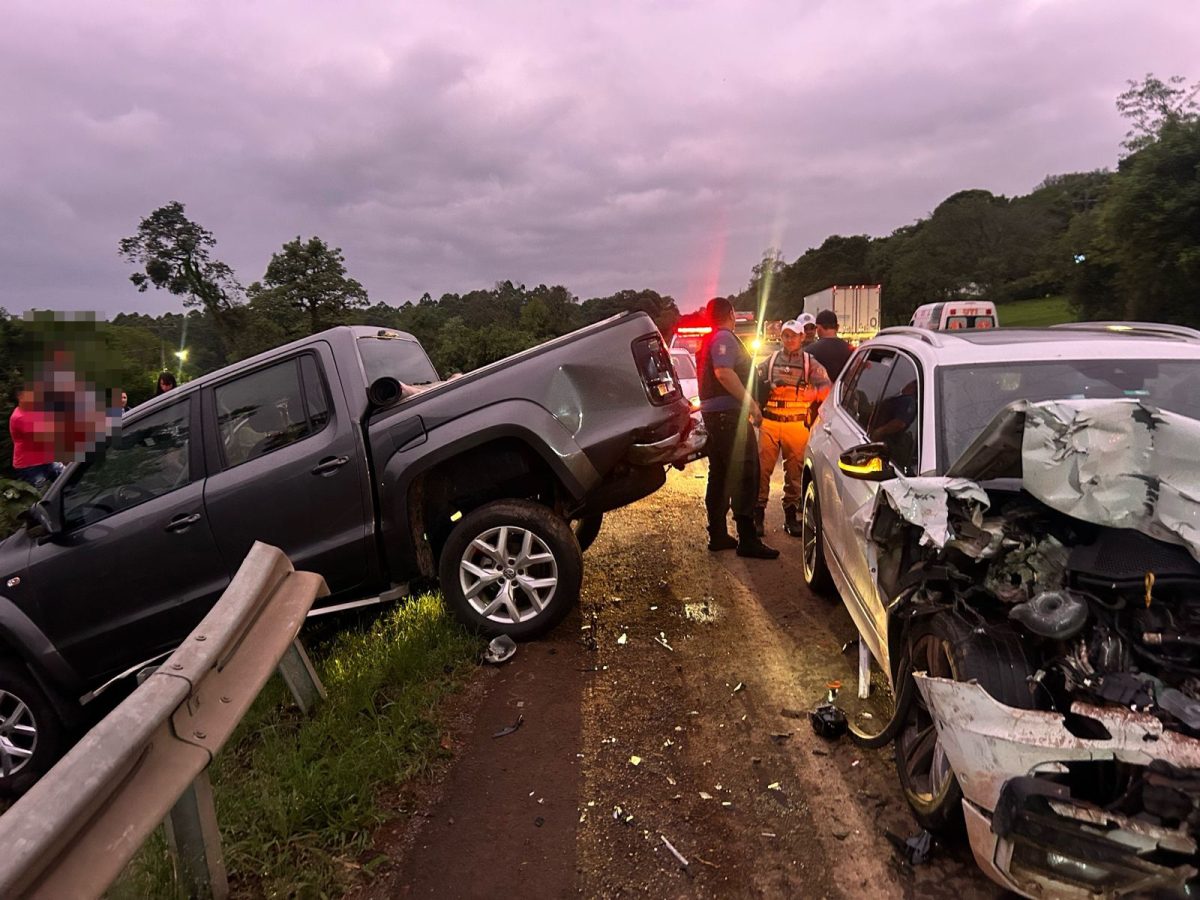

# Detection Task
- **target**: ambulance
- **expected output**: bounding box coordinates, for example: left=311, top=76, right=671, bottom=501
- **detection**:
left=909, top=300, right=998, bottom=330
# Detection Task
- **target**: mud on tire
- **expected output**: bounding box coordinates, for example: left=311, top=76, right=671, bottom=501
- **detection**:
left=895, top=611, right=1034, bottom=832
left=439, top=499, right=583, bottom=639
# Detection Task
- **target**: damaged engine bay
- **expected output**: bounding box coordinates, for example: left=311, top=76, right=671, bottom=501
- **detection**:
left=865, top=399, right=1200, bottom=895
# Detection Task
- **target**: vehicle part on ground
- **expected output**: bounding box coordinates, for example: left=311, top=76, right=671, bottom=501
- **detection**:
left=896, top=612, right=1034, bottom=832
left=0, top=659, right=65, bottom=799
left=809, top=703, right=847, bottom=739
left=571, top=514, right=603, bottom=553
left=800, top=478, right=833, bottom=595
left=440, top=500, right=582, bottom=639
left=483, top=634, right=517, bottom=665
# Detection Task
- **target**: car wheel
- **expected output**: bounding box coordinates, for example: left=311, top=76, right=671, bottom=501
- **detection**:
left=571, top=514, right=603, bottom=553
left=0, top=659, right=66, bottom=799
left=895, top=612, right=1033, bottom=831
left=439, top=500, right=583, bottom=639
left=800, top=477, right=833, bottom=596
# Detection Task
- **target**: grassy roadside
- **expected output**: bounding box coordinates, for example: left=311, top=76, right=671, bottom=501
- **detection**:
left=995, top=295, right=1073, bottom=326
left=112, top=594, right=481, bottom=899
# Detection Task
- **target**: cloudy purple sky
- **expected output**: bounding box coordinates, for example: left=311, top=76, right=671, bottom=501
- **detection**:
left=1, top=1, right=1196, bottom=317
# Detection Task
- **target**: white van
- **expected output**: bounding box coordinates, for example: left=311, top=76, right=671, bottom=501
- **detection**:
left=910, top=300, right=998, bottom=331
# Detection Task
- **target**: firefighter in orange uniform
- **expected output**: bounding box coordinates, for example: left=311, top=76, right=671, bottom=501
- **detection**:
left=753, top=316, right=831, bottom=537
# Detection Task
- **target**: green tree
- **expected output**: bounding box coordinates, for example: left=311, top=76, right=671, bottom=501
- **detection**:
left=1116, top=74, right=1200, bottom=154
left=247, top=236, right=369, bottom=336
left=118, top=202, right=244, bottom=348
left=1099, top=118, right=1200, bottom=324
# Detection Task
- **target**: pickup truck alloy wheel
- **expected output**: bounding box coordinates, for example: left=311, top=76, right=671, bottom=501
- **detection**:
left=440, top=500, right=583, bottom=638
left=0, top=660, right=65, bottom=799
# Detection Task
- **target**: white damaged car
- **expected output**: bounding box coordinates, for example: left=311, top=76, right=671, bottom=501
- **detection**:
left=802, top=323, right=1200, bottom=898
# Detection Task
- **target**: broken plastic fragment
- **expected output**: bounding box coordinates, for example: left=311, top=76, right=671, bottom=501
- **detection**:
left=732, top=682, right=745, bottom=694
left=629, top=755, right=642, bottom=766
left=483, top=634, right=517, bottom=665
left=699, top=791, right=713, bottom=800
left=617, top=632, right=628, bottom=645
left=767, top=782, right=782, bottom=791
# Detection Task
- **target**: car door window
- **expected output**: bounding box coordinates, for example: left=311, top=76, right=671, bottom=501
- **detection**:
left=867, top=354, right=920, bottom=475
left=216, top=357, right=328, bottom=468
left=842, top=349, right=896, bottom=436
left=837, top=351, right=868, bottom=406
left=62, top=400, right=192, bottom=529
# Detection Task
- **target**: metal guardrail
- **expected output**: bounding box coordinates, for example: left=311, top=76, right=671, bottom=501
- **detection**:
left=0, top=541, right=330, bottom=899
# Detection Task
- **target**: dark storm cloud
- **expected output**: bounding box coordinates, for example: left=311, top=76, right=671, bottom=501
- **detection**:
left=1, top=0, right=1197, bottom=316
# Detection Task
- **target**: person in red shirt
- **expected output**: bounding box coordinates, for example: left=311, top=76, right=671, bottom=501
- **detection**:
left=8, top=389, right=62, bottom=489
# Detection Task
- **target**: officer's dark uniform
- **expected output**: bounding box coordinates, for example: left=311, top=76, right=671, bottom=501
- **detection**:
left=697, top=324, right=760, bottom=545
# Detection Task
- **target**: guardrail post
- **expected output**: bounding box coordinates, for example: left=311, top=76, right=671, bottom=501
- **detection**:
left=164, top=770, right=229, bottom=900
left=277, top=638, right=327, bottom=714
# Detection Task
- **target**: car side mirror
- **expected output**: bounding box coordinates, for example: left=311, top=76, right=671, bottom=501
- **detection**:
left=838, top=442, right=895, bottom=482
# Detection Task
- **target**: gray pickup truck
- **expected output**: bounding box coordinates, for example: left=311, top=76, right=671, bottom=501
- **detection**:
left=0, top=313, right=699, bottom=795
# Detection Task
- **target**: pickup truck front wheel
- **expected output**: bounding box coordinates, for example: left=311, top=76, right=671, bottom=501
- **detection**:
left=440, top=500, right=583, bottom=638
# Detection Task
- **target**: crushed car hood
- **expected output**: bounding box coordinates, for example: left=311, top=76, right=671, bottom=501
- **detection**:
left=944, top=398, right=1200, bottom=564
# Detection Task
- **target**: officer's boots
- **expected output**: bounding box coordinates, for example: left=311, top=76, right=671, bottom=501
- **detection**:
left=784, top=506, right=802, bottom=538
left=735, top=516, right=780, bottom=559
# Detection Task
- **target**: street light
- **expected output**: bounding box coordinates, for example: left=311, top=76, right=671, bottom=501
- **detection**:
left=175, top=348, right=188, bottom=381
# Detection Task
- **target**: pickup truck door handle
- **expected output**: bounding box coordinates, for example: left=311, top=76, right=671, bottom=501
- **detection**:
left=312, top=455, right=350, bottom=475
left=822, top=423, right=832, bottom=435
left=165, top=513, right=202, bottom=532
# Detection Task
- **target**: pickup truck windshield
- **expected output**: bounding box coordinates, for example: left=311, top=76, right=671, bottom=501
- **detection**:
left=358, top=335, right=440, bottom=386
left=938, top=359, right=1200, bottom=469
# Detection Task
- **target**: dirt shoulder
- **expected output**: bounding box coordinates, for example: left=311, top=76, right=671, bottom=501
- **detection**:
left=367, top=468, right=1001, bottom=898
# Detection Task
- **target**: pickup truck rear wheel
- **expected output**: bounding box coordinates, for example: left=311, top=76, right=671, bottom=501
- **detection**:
left=0, top=659, right=66, bottom=799
left=571, top=514, right=603, bottom=553
left=440, top=500, right=583, bottom=638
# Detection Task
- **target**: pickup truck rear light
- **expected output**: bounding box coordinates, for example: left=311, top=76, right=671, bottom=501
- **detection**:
left=632, top=335, right=682, bottom=406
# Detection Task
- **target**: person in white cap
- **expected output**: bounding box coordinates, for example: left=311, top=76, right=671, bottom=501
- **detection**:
left=797, top=311, right=819, bottom=348
left=752, top=318, right=831, bottom=537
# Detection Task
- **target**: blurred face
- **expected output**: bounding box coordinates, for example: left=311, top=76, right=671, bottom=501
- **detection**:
left=159, top=377, right=173, bottom=392
left=804, top=325, right=817, bottom=342
left=120, top=391, right=128, bottom=407
left=781, top=329, right=802, bottom=352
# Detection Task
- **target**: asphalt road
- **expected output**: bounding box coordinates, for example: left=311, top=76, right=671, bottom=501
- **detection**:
left=360, top=465, right=1004, bottom=899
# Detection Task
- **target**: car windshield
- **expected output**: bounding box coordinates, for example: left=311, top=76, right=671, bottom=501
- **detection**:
left=357, top=335, right=440, bottom=386
left=672, top=353, right=696, bottom=379
left=937, top=358, right=1200, bottom=468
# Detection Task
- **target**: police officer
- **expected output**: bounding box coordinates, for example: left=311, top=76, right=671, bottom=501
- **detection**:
left=753, top=318, right=831, bottom=537
left=697, top=297, right=779, bottom=559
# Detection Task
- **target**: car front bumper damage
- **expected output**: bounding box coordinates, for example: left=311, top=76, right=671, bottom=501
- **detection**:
left=914, top=674, right=1200, bottom=898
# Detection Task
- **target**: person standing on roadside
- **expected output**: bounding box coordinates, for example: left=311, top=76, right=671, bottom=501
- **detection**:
left=155, top=371, right=177, bottom=396
left=753, top=320, right=831, bottom=537
left=807, top=309, right=853, bottom=381
left=8, top=389, right=60, bottom=490
left=697, top=297, right=779, bottom=559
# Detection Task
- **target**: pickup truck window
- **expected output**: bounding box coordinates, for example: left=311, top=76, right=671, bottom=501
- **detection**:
left=358, top=335, right=440, bottom=387
left=216, top=356, right=329, bottom=468
left=62, top=400, right=192, bottom=528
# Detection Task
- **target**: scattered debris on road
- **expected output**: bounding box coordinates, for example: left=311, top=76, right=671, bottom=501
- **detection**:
left=491, top=714, right=524, bottom=738
left=616, top=632, right=628, bottom=645
left=886, top=828, right=934, bottom=866
left=483, top=634, right=517, bottom=665
left=660, top=834, right=690, bottom=870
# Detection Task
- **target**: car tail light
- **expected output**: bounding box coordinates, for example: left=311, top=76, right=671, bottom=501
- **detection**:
left=632, top=334, right=681, bottom=405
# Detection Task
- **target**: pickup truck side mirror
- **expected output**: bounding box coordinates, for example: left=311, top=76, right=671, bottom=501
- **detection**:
left=838, top=442, right=895, bottom=482
left=24, top=498, right=63, bottom=540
